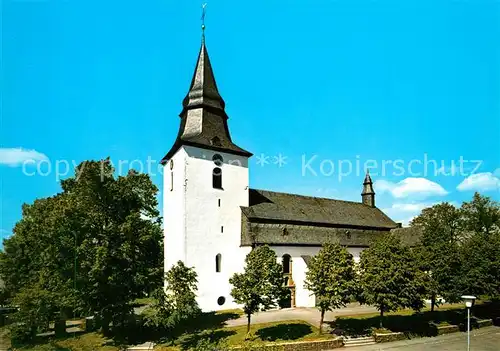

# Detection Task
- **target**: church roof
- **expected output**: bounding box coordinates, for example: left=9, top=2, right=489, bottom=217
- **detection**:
left=241, top=189, right=398, bottom=229
left=181, top=39, right=224, bottom=114
left=161, top=40, right=251, bottom=164
left=390, top=226, right=421, bottom=246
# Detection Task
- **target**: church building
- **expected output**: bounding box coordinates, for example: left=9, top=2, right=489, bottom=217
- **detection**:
left=161, top=37, right=413, bottom=312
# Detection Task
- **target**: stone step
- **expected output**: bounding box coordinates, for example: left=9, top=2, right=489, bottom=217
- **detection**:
left=344, top=336, right=374, bottom=342
left=344, top=341, right=377, bottom=347
left=126, top=342, right=155, bottom=351
left=343, top=336, right=376, bottom=347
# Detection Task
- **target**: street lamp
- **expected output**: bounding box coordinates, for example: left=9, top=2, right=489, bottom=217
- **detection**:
left=461, top=295, right=476, bottom=351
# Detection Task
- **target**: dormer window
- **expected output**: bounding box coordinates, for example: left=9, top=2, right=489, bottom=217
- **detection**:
left=211, top=137, right=222, bottom=146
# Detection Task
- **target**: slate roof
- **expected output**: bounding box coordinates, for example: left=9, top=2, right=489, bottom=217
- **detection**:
left=301, top=255, right=312, bottom=267
left=241, top=189, right=398, bottom=229
left=241, top=219, right=392, bottom=247
left=390, top=226, right=422, bottom=246
left=161, top=40, right=251, bottom=164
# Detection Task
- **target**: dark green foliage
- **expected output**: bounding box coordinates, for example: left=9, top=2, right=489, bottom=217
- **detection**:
left=459, top=228, right=500, bottom=298
left=359, top=234, right=426, bottom=327
left=458, top=193, right=500, bottom=299
left=460, top=192, right=500, bottom=236
left=0, top=287, right=9, bottom=307
left=164, top=261, right=201, bottom=329
left=229, top=246, right=286, bottom=335
left=411, top=202, right=462, bottom=310
left=187, top=337, right=229, bottom=351
left=178, top=330, right=232, bottom=350
left=144, top=261, right=201, bottom=341
left=0, top=159, right=163, bottom=340
left=10, top=285, right=59, bottom=343
left=256, top=322, right=312, bottom=341
left=304, top=242, right=357, bottom=333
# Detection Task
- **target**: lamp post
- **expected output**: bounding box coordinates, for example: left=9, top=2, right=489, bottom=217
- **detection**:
left=461, top=295, right=476, bottom=351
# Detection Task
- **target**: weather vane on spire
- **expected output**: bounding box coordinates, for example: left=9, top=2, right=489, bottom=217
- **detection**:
left=201, top=3, right=207, bottom=35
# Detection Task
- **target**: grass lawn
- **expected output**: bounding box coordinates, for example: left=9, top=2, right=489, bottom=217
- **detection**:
left=10, top=320, right=326, bottom=351
left=11, top=332, right=119, bottom=351
left=333, top=300, right=499, bottom=338
left=155, top=320, right=330, bottom=350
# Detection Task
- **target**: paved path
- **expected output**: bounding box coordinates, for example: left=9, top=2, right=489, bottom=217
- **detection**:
left=225, top=303, right=378, bottom=327
left=345, top=326, right=500, bottom=351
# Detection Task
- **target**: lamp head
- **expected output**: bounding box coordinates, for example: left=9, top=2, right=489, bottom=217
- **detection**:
left=461, top=295, right=476, bottom=308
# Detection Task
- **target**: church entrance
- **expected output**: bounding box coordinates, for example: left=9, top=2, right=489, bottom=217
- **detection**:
left=280, top=286, right=292, bottom=308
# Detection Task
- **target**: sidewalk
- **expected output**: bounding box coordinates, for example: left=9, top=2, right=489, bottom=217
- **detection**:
left=225, top=303, right=378, bottom=327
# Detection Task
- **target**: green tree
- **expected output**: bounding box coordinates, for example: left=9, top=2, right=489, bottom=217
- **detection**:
left=0, top=195, right=80, bottom=338
left=460, top=192, right=500, bottom=237
left=459, top=230, right=500, bottom=298
left=145, top=261, right=200, bottom=337
left=458, top=193, right=500, bottom=298
left=10, top=285, right=58, bottom=344
left=411, top=202, right=462, bottom=311
left=229, top=246, right=285, bottom=336
left=304, top=242, right=357, bottom=334
left=0, top=159, right=163, bottom=337
left=359, top=234, right=426, bottom=328
left=164, top=261, right=201, bottom=332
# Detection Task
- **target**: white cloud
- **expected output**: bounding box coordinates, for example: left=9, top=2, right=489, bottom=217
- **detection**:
left=374, top=177, right=448, bottom=199
left=456, top=172, right=500, bottom=192
left=390, top=203, right=431, bottom=212
left=382, top=200, right=460, bottom=227
left=0, top=147, right=48, bottom=167
left=383, top=202, right=435, bottom=226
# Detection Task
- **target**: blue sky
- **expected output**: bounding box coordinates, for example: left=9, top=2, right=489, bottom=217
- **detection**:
left=1, top=0, right=499, bottom=242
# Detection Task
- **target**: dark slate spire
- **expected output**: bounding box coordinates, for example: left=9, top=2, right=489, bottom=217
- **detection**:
left=361, top=171, right=376, bottom=207
left=181, top=41, right=225, bottom=114
left=161, top=39, right=252, bottom=164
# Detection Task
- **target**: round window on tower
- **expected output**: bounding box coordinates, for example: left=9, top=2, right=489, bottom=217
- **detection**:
left=212, top=154, right=223, bottom=166
left=217, top=296, right=226, bottom=306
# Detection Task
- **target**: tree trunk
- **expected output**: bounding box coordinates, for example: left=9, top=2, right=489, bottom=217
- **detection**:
left=246, top=314, right=251, bottom=338
left=101, top=314, right=111, bottom=336
left=431, top=295, right=436, bottom=312
left=319, top=309, right=325, bottom=335
left=380, top=306, right=384, bottom=329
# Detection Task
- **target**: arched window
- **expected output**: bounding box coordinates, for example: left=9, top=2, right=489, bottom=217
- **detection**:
left=211, top=137, right=222, bottom=147
left=282, top=254, right=291, bottom=274
left=216, top=254, right=222, bottom=273
left=213, top=167, right=222, bottom=189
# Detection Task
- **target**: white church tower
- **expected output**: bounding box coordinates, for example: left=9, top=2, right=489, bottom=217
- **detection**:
left=160, top=36, right=253, bottom=311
